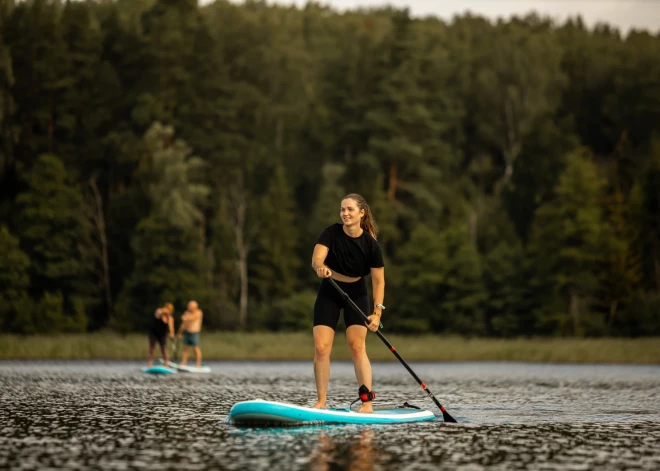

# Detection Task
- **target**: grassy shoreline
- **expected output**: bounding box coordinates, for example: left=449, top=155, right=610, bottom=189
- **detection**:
left=1, top=333, right=658, bottom=364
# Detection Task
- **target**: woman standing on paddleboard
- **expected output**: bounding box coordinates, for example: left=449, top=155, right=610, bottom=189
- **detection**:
left=147, top=303, right=175, bottom=368
left=311, top=193, right=385, bottom=413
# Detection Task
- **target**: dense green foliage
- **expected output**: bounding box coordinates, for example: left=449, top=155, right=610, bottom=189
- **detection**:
left=1, top=0, right=658, bottom=336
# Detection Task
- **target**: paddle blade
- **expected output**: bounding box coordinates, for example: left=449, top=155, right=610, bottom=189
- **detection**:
left=442, top=410, right=458, bottom=423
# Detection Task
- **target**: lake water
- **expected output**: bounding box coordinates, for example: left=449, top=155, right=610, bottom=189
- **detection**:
left=1, top=360, right=659, bottom=470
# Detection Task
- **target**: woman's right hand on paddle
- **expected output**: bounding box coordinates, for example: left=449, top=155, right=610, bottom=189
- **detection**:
left=316, top=266, right=332, bottom=278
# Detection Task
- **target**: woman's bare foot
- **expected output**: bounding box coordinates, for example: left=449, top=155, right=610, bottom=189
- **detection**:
left=312, top=401, right=327, bottom=409
left=357, top=402, right=373, bottom=413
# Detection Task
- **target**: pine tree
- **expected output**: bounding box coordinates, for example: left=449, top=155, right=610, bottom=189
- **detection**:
left=252, top=162, right=300, bottom=303
left=16, top=154, right=91, bottom=332
left=394, top=221, right=486, bottom=334
left=141, top=122, right=209, bottom=229
left=483, top=239, right=528, bottom=337
left=0, top=225, right=33, bottom=333
left=57, top=0, right=107, bottom=173
left=135, top=0, right=200, bottom=127
left=598, top=186, right=642, bottom=333
left=309, top=163, right=347, bottom=239
left=362, top=10, right=431, bottom=204
left=638, top=139, right=660, bottom=293
left=471, top=17, right=566, bottom=192
left=365, top=173, right=400, bottom=253
left=527, top=148, right=604, bottom=335
left=113, top=122, right=210, bottom=331
left=5, top=0, right=69, bottom=159
left=113, top=216, right=208, bottom=332
left=0, top=0, right=16, bottom=185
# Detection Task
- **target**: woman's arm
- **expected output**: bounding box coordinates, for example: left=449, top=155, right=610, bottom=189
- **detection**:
left=370, top=267, right=385, bottom=317
left=168, top=316, right=175, bottom=338
left=364, top=267, right=385, bottom=332
left=311, top=244, right=361, bottom=283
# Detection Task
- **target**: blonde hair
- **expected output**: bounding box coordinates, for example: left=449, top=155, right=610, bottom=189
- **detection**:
left=164, top=303, right=174, bottom=313
left=343, top=193, right=378, bottom=239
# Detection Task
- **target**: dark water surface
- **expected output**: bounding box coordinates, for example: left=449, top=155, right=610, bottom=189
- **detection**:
left=1, top=361, right=659, bottom=470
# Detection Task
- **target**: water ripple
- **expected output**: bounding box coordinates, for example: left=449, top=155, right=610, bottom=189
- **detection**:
left=1, top=360, right=659, bottom=470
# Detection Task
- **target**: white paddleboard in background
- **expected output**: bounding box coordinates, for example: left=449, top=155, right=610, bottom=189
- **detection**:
left=159, top=358, right=211, bottom=373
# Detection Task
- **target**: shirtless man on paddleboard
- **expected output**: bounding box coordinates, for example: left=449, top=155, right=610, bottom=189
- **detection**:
left=178, top=300, right=204, bottom=368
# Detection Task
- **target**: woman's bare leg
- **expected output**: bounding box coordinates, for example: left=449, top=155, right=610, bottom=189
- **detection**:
left=160, top=342, right=168, bottom=367
left=346, top=325, right=372, bottom=413
left=313, top=325, right=335, bottom=408
left=147, top=337, right=156, bottom=367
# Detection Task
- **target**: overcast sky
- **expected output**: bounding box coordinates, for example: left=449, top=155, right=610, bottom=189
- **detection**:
left=224, top=0, right=660, bottom=34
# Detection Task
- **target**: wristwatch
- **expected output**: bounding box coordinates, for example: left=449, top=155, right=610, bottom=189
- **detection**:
left=375, top=303, right=386, bottom=310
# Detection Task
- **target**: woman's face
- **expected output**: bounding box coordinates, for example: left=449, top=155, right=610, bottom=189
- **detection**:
left=340, top=198, right=364, bottom=226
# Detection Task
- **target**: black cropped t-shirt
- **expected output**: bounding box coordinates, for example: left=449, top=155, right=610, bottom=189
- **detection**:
left=315, top=223, right=384, bottom=278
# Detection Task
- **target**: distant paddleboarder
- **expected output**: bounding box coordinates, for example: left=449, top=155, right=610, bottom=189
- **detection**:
left=311, top=193, right=385, bottom=413
left=148, top=303, right=175, bottom=368
left=178, top=300, right=204, bottom=368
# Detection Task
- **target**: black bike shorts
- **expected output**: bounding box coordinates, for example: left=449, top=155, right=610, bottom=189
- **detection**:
left=313, top=278, right=371, bottom=330
left=148, top=332, right=167, bottom=348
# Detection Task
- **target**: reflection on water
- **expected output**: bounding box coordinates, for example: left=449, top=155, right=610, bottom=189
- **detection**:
left=308, top=429, right=376, bottom=471
left=1, top=361, right=659, bottom=470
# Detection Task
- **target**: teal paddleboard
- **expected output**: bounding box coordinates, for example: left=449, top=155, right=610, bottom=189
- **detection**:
left=142, top=365, right=176, bottom=375
left=228, top=400, right=436, bottom=426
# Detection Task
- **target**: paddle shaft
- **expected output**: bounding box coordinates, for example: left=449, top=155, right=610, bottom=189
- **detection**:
left=170, top=337, right=179, bottom=362
left=328, top=278, right=457, bottom=423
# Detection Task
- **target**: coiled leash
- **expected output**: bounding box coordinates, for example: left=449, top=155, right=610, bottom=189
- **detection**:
left=350, top=384, right=377, bottom=410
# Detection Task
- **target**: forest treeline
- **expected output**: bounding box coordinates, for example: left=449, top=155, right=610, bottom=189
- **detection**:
left=0, top=0, right=659, bottom=336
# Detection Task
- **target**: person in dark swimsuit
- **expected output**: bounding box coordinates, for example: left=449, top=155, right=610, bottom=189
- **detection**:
left=311, top=193, right=385, bottom=413
left=147, top=303, right=175, bottom=367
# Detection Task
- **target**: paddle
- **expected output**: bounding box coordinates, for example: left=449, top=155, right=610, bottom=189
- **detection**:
left=167, top=336, right=178, bottom=366
left=328, top=278, right=458, bottom=423
left=174, top=337, right=181, bottom=363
